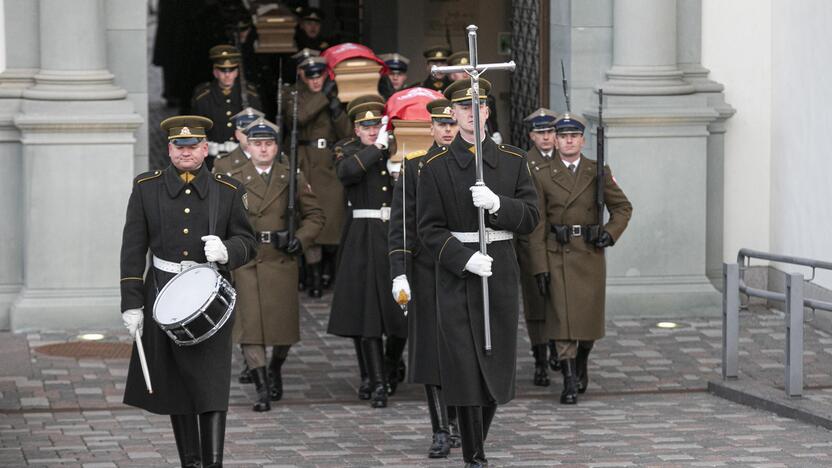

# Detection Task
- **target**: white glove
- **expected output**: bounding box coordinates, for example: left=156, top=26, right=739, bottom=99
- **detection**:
left=386, top=159, right=402, bottom=178
left=464, top=251, right=493, bottom=277
left=123, top=308, right=144, bottom=338
left=392, top=274, right=411, bottom=304
left=491, top=131, right=503, bottom=145
left=470, top=184, right=501, bottom=214
left=375, top=116, right=390, bottom=149
left=201, top=235, right=229, bottom=264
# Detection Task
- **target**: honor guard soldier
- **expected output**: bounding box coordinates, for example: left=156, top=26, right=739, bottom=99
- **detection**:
left=213, top=106, right=265, bottom=177
left=328, top=96, right=408, bottom=409
left=283, top=53, right=352, bottom=297
left=389, top=98, right=460, bottom=458
left=294, top=7, right=332, bottom=51
left=378, top=53, right=411, bottom=99
left=421, top=45, right=452, bottom=92
left=446, top=51, right=502, bottom=144
left=417, top=79, right=539, bottom=467
left=191, top=45, right=262, bottom=160
left=120, top=115, right=258, bottom=467
left=230, top=118, right=325, bottom=412
left=527, top=114, right=632, bottom=405
left=516, top=108, right=560, bottom=387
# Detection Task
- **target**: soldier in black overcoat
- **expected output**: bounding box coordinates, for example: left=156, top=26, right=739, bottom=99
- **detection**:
left=120, top=116, right=257, bottom=467
left=416, top=80, right=539, bottom=468
left=328, top=96, right=407, bottom=409
left=388, top=99, right=460, bottom=458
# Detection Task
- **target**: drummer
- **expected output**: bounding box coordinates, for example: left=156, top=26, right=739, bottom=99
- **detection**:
left=119, top=115, right=257, bottom=467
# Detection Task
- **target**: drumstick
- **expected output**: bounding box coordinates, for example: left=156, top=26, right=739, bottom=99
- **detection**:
left=135, top=330, right=153, bottom=394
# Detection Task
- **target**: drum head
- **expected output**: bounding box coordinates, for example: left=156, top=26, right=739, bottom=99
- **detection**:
left=154, top=265, right=218, bottom=325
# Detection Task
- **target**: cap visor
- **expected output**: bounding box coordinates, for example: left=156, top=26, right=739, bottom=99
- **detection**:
left=170, top=137, right=201, bottom=146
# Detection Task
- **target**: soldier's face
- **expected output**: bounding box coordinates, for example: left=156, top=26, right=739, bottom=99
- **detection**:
left=450, top=72, right=467, bottom=81
left=234, top=129, right=249, bottom=149
left=249, top=139, right=278, bottom=167
left=430, top=121, right=458, bottom=145
left=555, top=132, right=584, bottom=158
left=529, top=130, right=556, bottom=152
left=355, top=123, right=381, bottom=146
left=451, top=102, right=489, bottom=137
left=300, top=20, right=321, bottom=38
left=169, top=141, right=208, bottom=171
left=427, top=61, right=446, bottom=77
left=213, top=67, right=239, bottom=89
left=301, top=72, right=325, bottom=93
left=389, top=71, right=407, bottom=89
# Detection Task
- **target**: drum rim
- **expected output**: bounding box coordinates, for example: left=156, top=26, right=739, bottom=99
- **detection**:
left=152, top=264, right=222, bottom=328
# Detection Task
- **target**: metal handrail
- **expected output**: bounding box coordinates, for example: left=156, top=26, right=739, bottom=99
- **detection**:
left=723, top=249, right=832, bottom=398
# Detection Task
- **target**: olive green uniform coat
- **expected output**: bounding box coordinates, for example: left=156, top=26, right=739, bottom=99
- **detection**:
left=230, top=159, right=325, bottom=345
left=527, top=155, right=632, bottom=341
left=213, top=146, right=249, bottom=177
left=281, top=83, right=352, bottom=245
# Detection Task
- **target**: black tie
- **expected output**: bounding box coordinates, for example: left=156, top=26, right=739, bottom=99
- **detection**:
left=568, top=163, right=576, bottom=174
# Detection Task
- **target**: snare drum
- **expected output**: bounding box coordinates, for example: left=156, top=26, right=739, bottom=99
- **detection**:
left=153, top=264, right=236, bottom=346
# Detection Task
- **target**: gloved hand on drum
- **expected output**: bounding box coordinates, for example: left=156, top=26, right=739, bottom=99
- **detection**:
left=123, top=308, right=143, bottom=338
left=201, top=235, right=229, bottom=264
left=464, top=251, right=493, bottom=277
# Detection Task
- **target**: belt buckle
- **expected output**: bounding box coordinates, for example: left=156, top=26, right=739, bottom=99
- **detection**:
left=179, top=260, right=198, bottom=272
left=571, top=225, right=582, bottom=237
left=380, top=207, right=391, bottom=222
left=316, top=138, right=327, bottom=149
left=259, top=231, right=272, bottom=244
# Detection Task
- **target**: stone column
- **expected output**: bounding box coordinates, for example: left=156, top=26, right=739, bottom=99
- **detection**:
left=585, top=0, right=731, bottom=317
left=0, top=0, right=41, bottom=328
left=10, top=0, right=142, bottom=331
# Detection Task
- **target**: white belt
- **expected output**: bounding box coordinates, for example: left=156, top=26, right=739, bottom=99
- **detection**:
left=152, top=255, right=205, bottom=274
left=451, top=229, right=514, bottom=244
left=353, top=208, right=391, bottom=222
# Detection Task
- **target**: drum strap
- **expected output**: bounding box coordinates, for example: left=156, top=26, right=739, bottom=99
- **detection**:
left=208, top=177, right=219, bottom=236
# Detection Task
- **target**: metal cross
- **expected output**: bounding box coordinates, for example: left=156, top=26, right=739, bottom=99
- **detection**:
left=431, top=25, right=516, bottom=354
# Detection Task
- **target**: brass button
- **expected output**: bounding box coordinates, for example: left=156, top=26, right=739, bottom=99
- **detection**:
left=565, top=248, right=571, bottom=253
left=184, top=208, right=190, bottom=214
left=185, top=189, right=192, bottom=195
left=382, top=186, right=388, bottom=191
left=183, top=228, right=189, bottom=234
left=183, top=251, right=189, bottom=256
left=226, top=99, right=231, bottom=103
left=227, top=122, right=232, bottom=127
left=226, top=111, right=232, bottom=116
left=381, top=170, right=387, bottom=175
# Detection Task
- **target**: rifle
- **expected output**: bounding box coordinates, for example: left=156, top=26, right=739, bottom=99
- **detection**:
left=276, top=58, right=284, bottom=140
left=596, top=89, right=605, bottom=233
left=233, top=23, right=250, bottom=108
left=445, top=19, right=453, bottom=51
left=287, top=90, right=299, bottom=242
left=560, top=59, right=570, bottom=112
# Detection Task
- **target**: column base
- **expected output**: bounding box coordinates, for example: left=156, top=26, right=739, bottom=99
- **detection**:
left=10, top=287, right=122, bottom=332
left=23, top=69, right=127, bottom=101
left=606, top=276, right=721, bottom=318
left=0, top=284, right=23, bottom=330
left=603, top=65, right=696, bottom=95
left=0, top=68, right=38, bottom=98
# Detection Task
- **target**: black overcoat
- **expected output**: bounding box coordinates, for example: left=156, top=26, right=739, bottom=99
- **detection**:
left=120, top=165, right=257, bottom=415
left=328, top=139, right=407, bottom=339
left=417, top=134, right=539, bottom=406
left=389, top=144, right=441, bottom=385
left=191, top=80, right=262, bottom=143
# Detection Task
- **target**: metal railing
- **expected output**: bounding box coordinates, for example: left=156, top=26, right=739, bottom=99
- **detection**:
left=722, top=248, right=832, bottom=397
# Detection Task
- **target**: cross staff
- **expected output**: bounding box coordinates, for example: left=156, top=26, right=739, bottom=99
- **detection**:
left=431, top=24, right=515, bottom=354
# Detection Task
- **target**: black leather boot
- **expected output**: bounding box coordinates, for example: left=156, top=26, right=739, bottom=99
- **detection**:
left=308, top=262, right=323, bottom=298
left=458, top=406, right=487, bottom=467
left=198, top=411, right=226, bottom=468
left=170, top=414, right=201, bottom=468
left=250, top=367, right=271, bottom=412
left=482, top=404, right=497, bottom=441
left=576, top=341, right=594, bottom=394
left=354, top=337, right=371, bottom=400
left=362, top=337, right=387, bottom=408
left=238, top=347, right=252, bottom=384
left=425, top=385, right=451, bottom=458
left=560, top=359, right=578, bottom=405
left=297, top=255, right=308, bottom=292
left=532, top=344, right=550, bottom=387
left=321, top=248, right=334, bottom=288
left=384, top=336, right=407, bottom=396
left=447, top=406, right=461, bottom=448
left=547, top=340, right=560, bottom=371
left=269, top=345, right=290, bottom=401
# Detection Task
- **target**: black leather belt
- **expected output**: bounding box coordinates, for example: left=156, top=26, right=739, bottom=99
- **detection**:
left=550, top=224, right=600, bottom=245
left=297, top=138, right=331, bottom=149
left=258, top=230, right=289, bottom=249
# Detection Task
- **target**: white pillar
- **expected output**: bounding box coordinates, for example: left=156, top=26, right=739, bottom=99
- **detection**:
left=10, top=0, right=142, bottom=331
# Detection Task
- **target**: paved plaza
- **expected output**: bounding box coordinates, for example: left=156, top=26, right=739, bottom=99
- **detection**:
left=3, top=291, right=832, bottom=467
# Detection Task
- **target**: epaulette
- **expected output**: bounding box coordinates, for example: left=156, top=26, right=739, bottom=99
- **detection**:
left=334, top=137, right=358, bottom=160
left=192, top=82, right=211, bottom=101
left=405, top=149, right=427, bottom=160
left=423, top=145, right=449, bottom=166
left=134, top=170, right=162, bottom=184
left=498, top=144, right=527, bottom=159
left=245, top=83, right=259, bottom=96
left=214, top=173, right=240, bottom=190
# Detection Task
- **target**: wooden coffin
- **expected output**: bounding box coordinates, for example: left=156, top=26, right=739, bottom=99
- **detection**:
left=390, top=120, right=433, bottom=163
left=254, top=6, right=298, bottom=54
left=333, top=58, right=382, bottom=103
